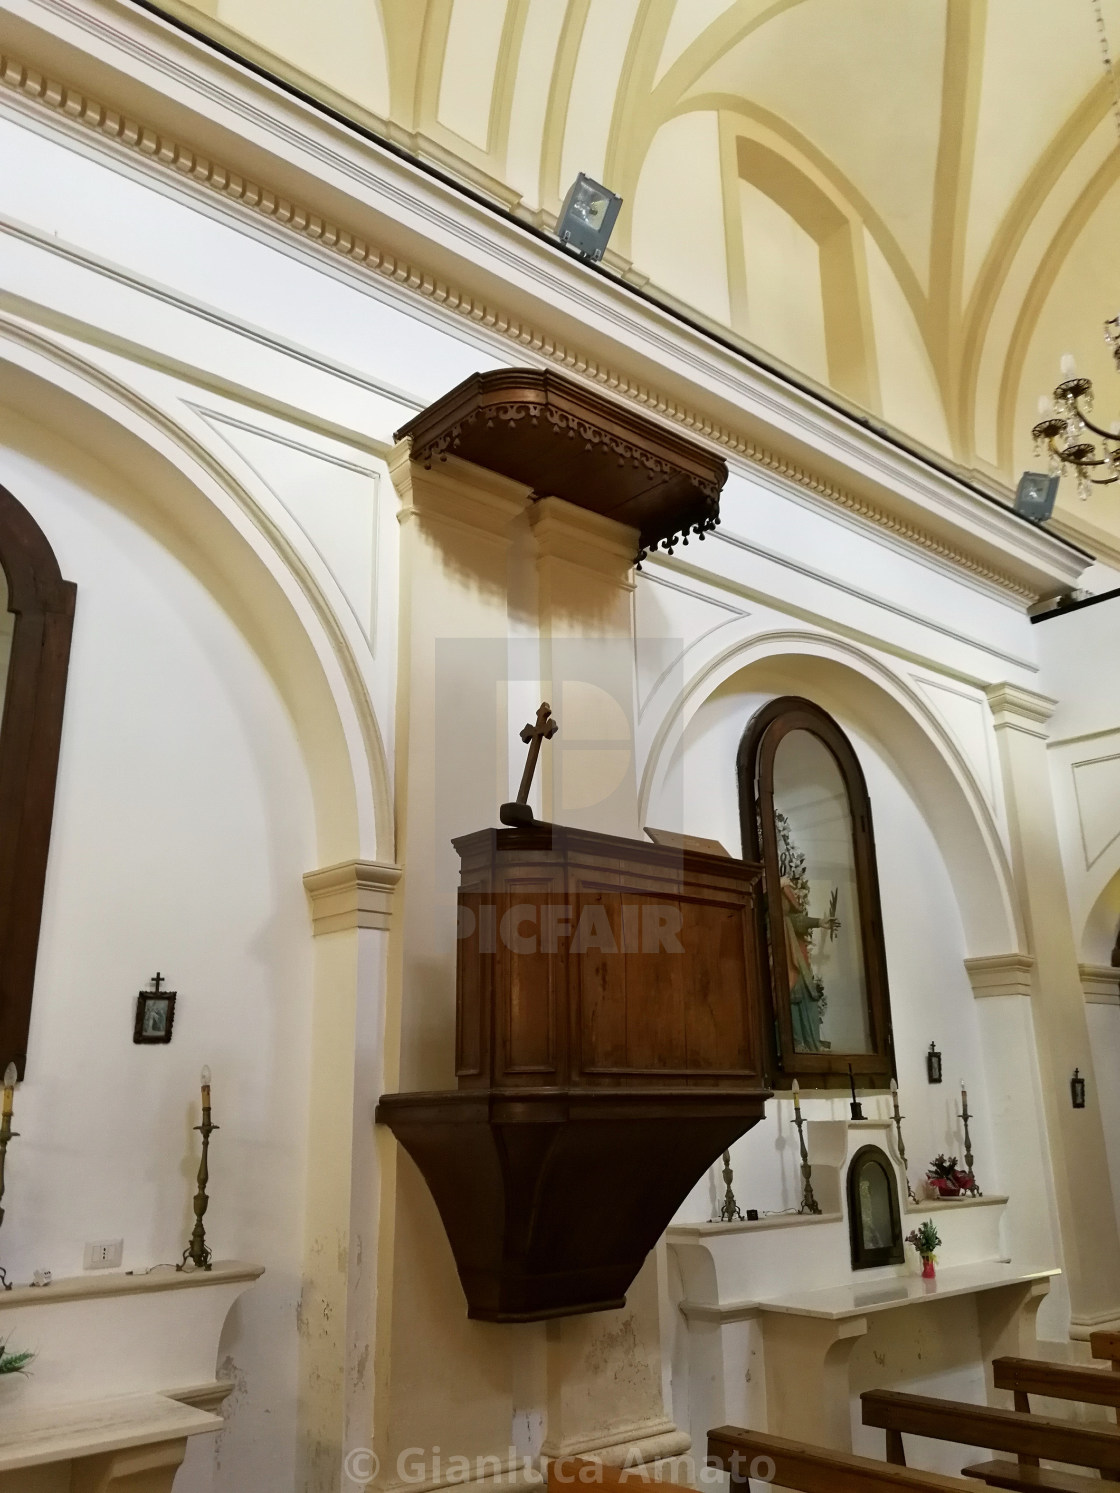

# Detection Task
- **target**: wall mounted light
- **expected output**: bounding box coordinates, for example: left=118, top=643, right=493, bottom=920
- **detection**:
left=557, top=173, right=623, bottom=263
left=926, top=1042, right=943, bottom=1085
left=1072, top=1068, right=1087, bottom=1109
left=1014, top=471, right=1059, bottom=523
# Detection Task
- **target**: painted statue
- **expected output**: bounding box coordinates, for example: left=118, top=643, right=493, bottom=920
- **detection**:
left=775, top=812, right=839, bottom=1053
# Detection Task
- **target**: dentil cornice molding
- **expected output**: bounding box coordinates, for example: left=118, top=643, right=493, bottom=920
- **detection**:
left=0, top=0, right=1091, bottom=604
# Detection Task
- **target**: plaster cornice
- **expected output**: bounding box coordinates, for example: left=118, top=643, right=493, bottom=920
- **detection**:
left=0, top=2, right=1090, bottom=604
left=963, top=953, right=1034, bottom=1000
left=985, top=683, right=1058, bottom=735
left=303, top=859, right=402, bottom=933
left=1080, top=964, right=1120, bottom=1005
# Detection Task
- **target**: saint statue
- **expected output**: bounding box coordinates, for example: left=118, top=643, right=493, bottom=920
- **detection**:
left=781, top=876, right=827, bottom=1052
left=774, top=811, right=839, bottom=1054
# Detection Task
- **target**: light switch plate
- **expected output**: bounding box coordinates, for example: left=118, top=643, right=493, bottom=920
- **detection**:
left=83, top=1238, right=123, bottom=1271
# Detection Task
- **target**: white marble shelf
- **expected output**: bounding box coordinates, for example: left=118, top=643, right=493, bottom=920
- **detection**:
left=0, top=1258, right=262, bottom=1309
left=0, top=1392, right=220, bottom=1471
left=669, top=1212, right=842, bottom=1238
left=753, top=1262, right=1059, bottom=1321
left=906, top=1194, right=1008, bottom=1214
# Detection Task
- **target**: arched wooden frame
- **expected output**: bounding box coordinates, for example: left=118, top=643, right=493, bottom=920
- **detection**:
left=737, top=696, right=894, bottom=1091
left=847, top=1144, right=904, bottom=1270
left=0, top=482, right=76, bottom=1079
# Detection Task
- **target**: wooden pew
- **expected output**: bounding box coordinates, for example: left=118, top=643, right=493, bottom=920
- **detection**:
left=992, top=1356, right=1120, bottom=1416
left=862, top=1388, right=1120, bottom=1492
left=707, top=1426, right=982, bottom=1491
left=1092, top=1332, right=1120, bottom=1371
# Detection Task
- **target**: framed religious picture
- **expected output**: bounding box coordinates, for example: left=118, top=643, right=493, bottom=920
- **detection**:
left=133, top=976, right=176, bottom=1045
left=737, top=696, right=895, bottom=1090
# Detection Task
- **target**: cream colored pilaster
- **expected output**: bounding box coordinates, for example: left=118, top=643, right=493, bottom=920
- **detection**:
left=964, top=953, right=1063, bottom=1332
left=986, top=683, right=1120, bottom=1335
left=300, top=862, right=400, bottom=1493
left=528, top=500, right=687, bottom=1466
left=372, top=445, right=537, bottom=1493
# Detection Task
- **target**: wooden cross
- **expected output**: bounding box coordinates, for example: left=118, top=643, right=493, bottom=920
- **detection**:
left=151, top=972, right=165, bottom=993
left=500, top=702, right=558, bottom=827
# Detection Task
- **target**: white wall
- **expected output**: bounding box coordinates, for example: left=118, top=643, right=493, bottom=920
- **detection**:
left=0, top=409, right=317, bottom=1493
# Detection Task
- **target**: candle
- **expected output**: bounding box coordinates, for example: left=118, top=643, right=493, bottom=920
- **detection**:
left=1, top=1064, right=14, bottom=1118
left=961, top=1082, right=968, bottom=1111
left=1061, top=353, right=1077, bottom=378
left=201, top=1065, right=211, bottom=1110
left=792, top=1078, right=801, bottom=1112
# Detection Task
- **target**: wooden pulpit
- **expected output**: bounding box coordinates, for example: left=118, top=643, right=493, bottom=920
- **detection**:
left=377, top=825, right=771, bottom=1321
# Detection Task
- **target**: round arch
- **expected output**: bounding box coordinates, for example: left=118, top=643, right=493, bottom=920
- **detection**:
left=639, top=629, right=1022, bottom=958
left=0, top=317, right=392, bottom=869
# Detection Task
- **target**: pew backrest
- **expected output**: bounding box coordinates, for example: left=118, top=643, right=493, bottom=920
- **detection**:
left=862, top=1390, right=1120, bottom=1474
left=707, top=1425, right=979, bottom=1492
left=993, top=1357, right=1120, bottom=1409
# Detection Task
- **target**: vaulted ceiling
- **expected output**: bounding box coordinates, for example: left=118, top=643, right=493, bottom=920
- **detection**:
left=164, top=0, right=1120, bottom=552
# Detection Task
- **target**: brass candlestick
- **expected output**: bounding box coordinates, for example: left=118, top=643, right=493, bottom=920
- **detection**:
left=959, top=1085, right=982, bottom=1196
left=717, top=1150, right=744, bottom=1222
left=890, top=1080, right=918, bottom=1203
left=792, top=1082, right=821, bottom=1215
left=180, top=1066, right=218, bottom=1271
left=0, top=1065, right=18, bottom=1291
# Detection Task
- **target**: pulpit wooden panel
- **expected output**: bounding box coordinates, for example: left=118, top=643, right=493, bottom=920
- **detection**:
left=452, top=825, right=767, bottom=1091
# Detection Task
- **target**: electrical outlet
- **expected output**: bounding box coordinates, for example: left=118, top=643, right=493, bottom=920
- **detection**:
left=83, top=1238, right=123, bottom=1271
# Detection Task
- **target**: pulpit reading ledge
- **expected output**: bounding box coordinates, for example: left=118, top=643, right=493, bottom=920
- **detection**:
left=377, top=824, right=772, bottom=1321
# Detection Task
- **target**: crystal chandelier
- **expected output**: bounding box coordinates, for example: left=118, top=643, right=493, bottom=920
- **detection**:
left=1031, top=320, right=1120, bottom=500
left=1031, top=4, right=1120, bottom=500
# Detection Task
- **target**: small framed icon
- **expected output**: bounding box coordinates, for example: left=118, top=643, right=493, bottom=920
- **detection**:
left=134, top=974, right=176, bottom=1045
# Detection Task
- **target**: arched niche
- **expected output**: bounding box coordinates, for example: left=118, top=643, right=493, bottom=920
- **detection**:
left=0, top=480, right=76, bottom=1078
left=738, top=694, right=895, bottom=1090
left=639, top=637, right=1021, bottom=960
left=847, top=1143, right=904, bottom=1270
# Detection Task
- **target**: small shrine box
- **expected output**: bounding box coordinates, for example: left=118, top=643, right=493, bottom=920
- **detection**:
left=453, top=824, right=768, bottom=1092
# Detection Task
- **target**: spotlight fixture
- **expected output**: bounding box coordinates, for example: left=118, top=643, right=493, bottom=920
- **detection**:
left=556, top=173, right=622, bottom=263
left=1013, top=471, right=1059, bottom=524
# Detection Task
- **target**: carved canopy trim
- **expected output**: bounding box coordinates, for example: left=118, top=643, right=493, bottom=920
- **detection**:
left=0, top=482, right=76, bottom=1078
left=394, top=369, right=728, bottom=563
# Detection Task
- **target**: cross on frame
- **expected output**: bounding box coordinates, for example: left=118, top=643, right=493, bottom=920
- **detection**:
left=151, top=973, right=165, bottom=993
left=500, top=702, right=558, bottom=827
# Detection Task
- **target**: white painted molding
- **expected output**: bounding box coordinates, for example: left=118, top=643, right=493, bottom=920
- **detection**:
left=985, top=684, right=1058, bottom=737
left=1081, top=963, right=1120, bottom=1005
left=529, top=496, right=637, bottom=585
left=390, top=444, right=530, bottom=542
left=964, top=953, right=1035, bottom=999
left=1070, top=1307, right=1120, bottom=1339
left=0, top=9, right=1090, bottom=604
left=303, top=859, right=402, bottom=933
